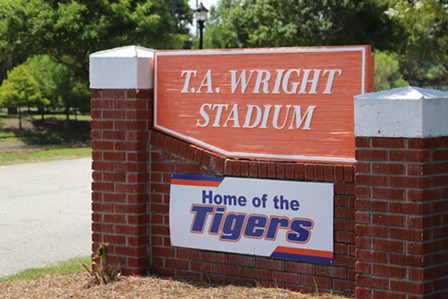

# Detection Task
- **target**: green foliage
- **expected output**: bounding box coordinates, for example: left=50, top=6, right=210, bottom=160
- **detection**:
left=205, top=0, right=404, bottom=50
left=0, top=65, right=48, bottom=110
left=386, top=0, right=448, bottom=64
left=386, top=0, right=448, bottom=88
left=374, top=51, right=409, bottom=91
left=0, top=0, right=192, bottom=80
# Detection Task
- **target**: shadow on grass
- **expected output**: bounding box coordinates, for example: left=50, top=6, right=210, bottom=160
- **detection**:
left=1, top=119, right=91, bottom=146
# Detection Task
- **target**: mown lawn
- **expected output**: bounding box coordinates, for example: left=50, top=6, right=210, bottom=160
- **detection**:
left=0, top=111, right=91, bottom=165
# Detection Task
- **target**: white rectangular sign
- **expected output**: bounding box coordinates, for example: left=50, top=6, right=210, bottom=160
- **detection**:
left=169, top=174, right=334, bottom=264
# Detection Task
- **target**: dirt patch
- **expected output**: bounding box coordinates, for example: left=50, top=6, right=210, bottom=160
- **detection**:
left=0, top=273, right=348, bottom=299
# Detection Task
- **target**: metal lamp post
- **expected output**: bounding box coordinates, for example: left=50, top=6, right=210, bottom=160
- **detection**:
left=195, top=2, right=209, bottom=49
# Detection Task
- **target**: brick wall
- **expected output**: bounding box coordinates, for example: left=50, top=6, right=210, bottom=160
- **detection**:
left=90, top=47, right=448, bottom=299
left=90, top=87, right=357, bottom=295
left=149, top=130, right=356, bottom=294
left=355, top=137, right=448, bottom=299
left=91, top=88, right=152, bottom=275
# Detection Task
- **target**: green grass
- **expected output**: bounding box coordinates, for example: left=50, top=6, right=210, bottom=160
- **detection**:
left=0, top=146, right=92, bottom=165
left=0, top=111, right=91, bottom=165
left=0, top=256, right=91, bottom=282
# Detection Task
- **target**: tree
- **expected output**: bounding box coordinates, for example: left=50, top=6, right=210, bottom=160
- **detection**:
left=374, top=51, right=409, bottom=91
left=0, top=0, right=192, bottom=81
left=386, top=0, right=448, bottom=64
left=24, top=55, right=90, bottom=121
left=0, top=65, right=49, bottom=129
left=205, top=0, right=404, bottom=50
left=386, top=0, right=448, bottom=88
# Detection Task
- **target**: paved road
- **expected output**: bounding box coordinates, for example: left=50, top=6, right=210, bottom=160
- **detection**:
left=0, top=158, right=91, bottom=278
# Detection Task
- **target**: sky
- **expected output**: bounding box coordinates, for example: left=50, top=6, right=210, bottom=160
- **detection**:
left=188, top=0, right=219, bottom=11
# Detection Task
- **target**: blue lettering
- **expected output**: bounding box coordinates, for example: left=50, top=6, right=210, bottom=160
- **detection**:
left=244, top=215, right=267, bottom=238
left=190, top=205, right=214, bottom=233
left=220, top=213, right=245, bottom=241
left=287, top=219, right=313, bottom=243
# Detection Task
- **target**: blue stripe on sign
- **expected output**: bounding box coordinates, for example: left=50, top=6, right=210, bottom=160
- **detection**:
left=270, top=252, right=334, bottom=264
left=171, top=174, right=224, bottom=182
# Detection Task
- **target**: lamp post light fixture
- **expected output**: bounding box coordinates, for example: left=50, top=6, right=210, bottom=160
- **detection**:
left=195, top=2, right=209, bottom=49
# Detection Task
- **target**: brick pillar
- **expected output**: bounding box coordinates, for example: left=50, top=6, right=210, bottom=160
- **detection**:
left=354, top=86, right=448, bottom=298
left=89, top=46, right=154, bottom=275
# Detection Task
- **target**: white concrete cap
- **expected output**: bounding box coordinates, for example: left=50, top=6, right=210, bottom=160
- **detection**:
left=89, top=45, right=154, bottom=89
left=355, top=86, right=448, bottom=138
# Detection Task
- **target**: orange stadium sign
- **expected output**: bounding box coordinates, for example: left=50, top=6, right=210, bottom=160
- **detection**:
left=154, top=46, right=373, bottom=163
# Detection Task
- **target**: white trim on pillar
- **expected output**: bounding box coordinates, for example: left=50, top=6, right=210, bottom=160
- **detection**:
left=355, top=86, right=448, bottom=138
left=89, top=45, right=154, bottom=89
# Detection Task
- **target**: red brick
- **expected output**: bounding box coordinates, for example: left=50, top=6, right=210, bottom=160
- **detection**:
left=356, top=162, right=370, bottom=173
left=315, top=266, right=346, bottom=279
left=92, top=140, right=114, bottom=150
left=389, top=150, right=431, bottom=162
left=191, top=261, right=216, bottom=272
left=295, top=163, right=304, bottom=179
left=91, top=120, right=114, bottom=130
left=324, top=165, right=334, bottom=181
left=258, top=161, right=267, bottom=178
left=267, top=162, right=276, bottom=178
left=344, top=165, right=354, bottom=182
left=272, top=271, right=301, bottom=284
left=373, top=265, right=406, bottom=278
left=228, top=255, right=255, bottom=267
left=274, top=162, right=284, bottom=179
left=390, top=253, right=423, bottom=267
left=371, top=138, right=405, bottom=149
left=203, top=252, right=227, bottom=264
left=372, top=239, right=404, bottom=252
left=286, top=163, right=295, bottom=179
left=356, top=174, right=389, bottom=187
left=256, top=258, right=284, bottom=271
left=115, top=99, right=147, bottom=109
left=216, top=264, right=242, bottom=276
left=231, top=160, right=241, bottom=176
left=372, top=163, right=404, bottom=175
left=249, top=161, right=259, bottom=178
left=355, top=261, right=370, bottom=274
left=285, top=262, right=315, bottom=274
left=102, top=89, right=126, bottom=98
left=90, top=89, right=102, bottom=98
left=356, top=249, right=387, bottom=263
left=126, top=89, right=152, bottom=99
left=242, top=267, right=270, bottom=281
left=373, top=290, right=406, bottom=299
left=166, top=258, right=189, bottom=270
left=390, top=280, right=424, bottom=294
left=91, top=99, right=113, bottom=108
left=356, top=149, right=388, bottom=161
left=389, top=227, right=422, bottom=241
left=302, top=275, right=331, bottom=289
left=240, top=161, right=249, bottom=176
left=356, top=275, right=389, bottom=289
left=333, top=279, right=355, bottom=292
left=372, top=214, right=404, bottom=227
left=356, top=224, right=388, bottom=238
left=355, top=137, right=370, bottom=147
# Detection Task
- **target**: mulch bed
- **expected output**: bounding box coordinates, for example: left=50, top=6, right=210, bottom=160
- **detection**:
left=0, top=273, right=348, bottom=299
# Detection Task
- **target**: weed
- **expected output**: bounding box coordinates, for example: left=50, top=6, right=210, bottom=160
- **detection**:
left=83, top=243, right=120, bottom=285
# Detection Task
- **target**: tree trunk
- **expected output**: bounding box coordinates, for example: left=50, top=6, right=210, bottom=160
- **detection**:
left=39, top=107, right=45, bottom=122
left=18, top=107, right=22, bottom=130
